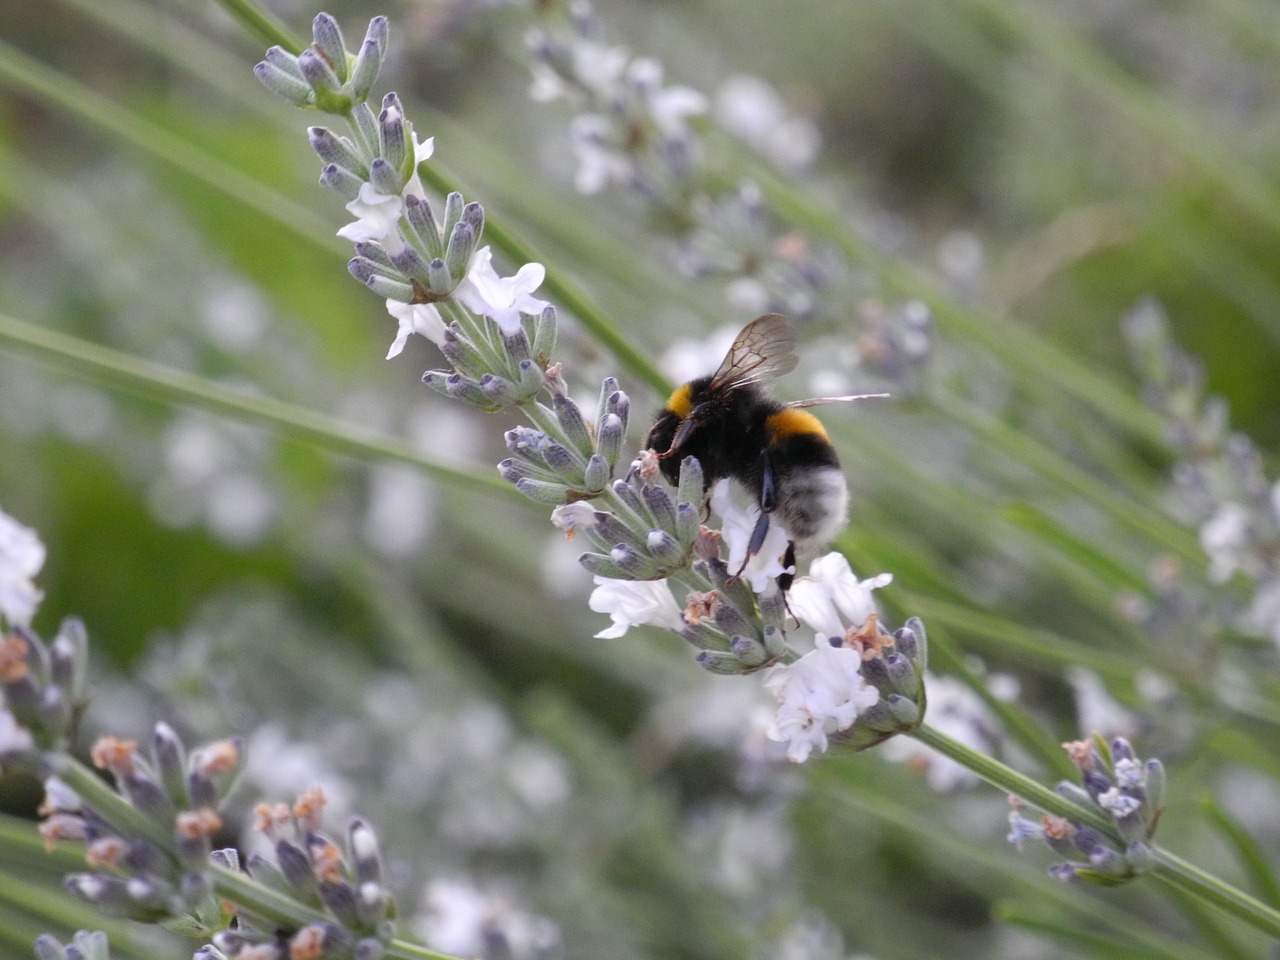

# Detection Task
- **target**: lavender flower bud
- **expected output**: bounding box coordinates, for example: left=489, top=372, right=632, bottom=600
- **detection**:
left=368, top=157, right=403, bottom=197
left=310, top=14, right=349, bottom=83
left=150, top=722, right=188, bottom=806
left=516, top=479, right=575, bottom=504
left=531, top=305, right=557, bottom=361
left=297, top=48, right=343, bottom=95
left=255, top=60, right=313, bottom=107
left=553, top=393, right=593, bottom=458
left=321, top=163, right=365, bottom=201
left=403, top=195, right=445, bottom=260
left=582, top=455, right=612, bottom=493
left=729, top=634, right=767, bottom=666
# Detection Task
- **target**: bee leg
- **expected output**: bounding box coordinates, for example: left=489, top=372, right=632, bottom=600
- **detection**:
left=731, top=455, right=777, bottom=581
left=778, top=541, right=796, bottom=593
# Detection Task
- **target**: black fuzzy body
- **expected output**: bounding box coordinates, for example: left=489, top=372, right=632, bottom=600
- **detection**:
left=644, top=377, right=843, bottom=550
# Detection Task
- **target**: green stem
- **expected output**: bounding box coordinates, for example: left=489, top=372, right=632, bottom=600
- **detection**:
left=0, top=312, right=517, bottom=501
left=1152, top=848, right=1280, bottom=942
left=906, top=722, right=1111, bottom=832
left=213, top=0, right=303, bottom=53
left=905, top=723, right=1280, bottom=940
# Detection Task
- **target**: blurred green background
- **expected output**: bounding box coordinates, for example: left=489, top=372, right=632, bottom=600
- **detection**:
left=1, top=0, right=1279, bottom=958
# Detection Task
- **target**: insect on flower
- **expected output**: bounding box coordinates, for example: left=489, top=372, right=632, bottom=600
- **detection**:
left=644, top=313, right=885, bottom=590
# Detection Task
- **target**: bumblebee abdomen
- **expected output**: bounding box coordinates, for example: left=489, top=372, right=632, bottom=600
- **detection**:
left=765, top=428, right=846, bottom=553
left=765, top=407, right=830, bottom=444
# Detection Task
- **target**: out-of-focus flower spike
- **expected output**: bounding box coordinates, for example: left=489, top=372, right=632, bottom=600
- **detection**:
left=310, top=14, right=349, bottom=83
left=275, top=839, right=321, bottom=904
left=245, top=851, right=297, bottom=899
left=318, top=881, right=362, bottom=931
left=1144, top=758, right=1166, bottom=814
left=47, top=617, right=88, bottom=705
left=347, top=819, right=384, bottom=888
left=36, top=685, right=70, bottom=745
left=121, top=769, right=174, bottom=822
left=150, top=722, right=187, bottom=806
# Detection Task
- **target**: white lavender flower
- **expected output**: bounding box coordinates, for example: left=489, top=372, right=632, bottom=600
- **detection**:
left=786, top=552, right=892, bottom=641
left=0, top=504, right=46, bottom=628
left=763, top=637, right=881, bottom=762
left=588, top=577, right=685, bottom=639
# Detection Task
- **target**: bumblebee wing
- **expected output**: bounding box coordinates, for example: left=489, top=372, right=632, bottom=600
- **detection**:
left=786, top=393, right=890, bottom=408
left=709, top=313, right=799, bottom=391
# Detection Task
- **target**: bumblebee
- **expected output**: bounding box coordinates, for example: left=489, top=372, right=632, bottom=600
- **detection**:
left=644, top=313, right=882, bottom=588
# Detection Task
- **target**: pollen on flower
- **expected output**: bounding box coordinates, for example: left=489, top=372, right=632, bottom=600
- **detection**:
left=90, top=735, right=138, bottom=775
left=1061, top=740, right=1094, bottom=770
left=177, top=808, right=224, bottom=840
left=0, top=635, right=29, bottom=682
left=290, top=924, right=329, bottom=960
left=293, top=786, right=328, bottom=831
left=38, top=814, right=86, bottom=850
left=683, top=589, right=718, bottom=624
left=195, top=739, right=240, bottom=776
left=692, top=525, right=722, bottom=561
left=1042, top=815, right=1073, bottom=841
left=310, top=839, right=345, bottom=884
left=543, top=362, right=568, bottom=396
left=636, top=448, right=661, bottom=481
left=254, top=801, right=293, bottom=838
left=841, top=612, right=895, bottom=660
left=85, top=836, right=129, bottom=868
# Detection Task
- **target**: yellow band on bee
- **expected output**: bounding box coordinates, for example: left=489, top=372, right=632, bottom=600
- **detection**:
left=666, top=383, right=695, bottom=419
left=766, top=408, right=828, bottom=441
